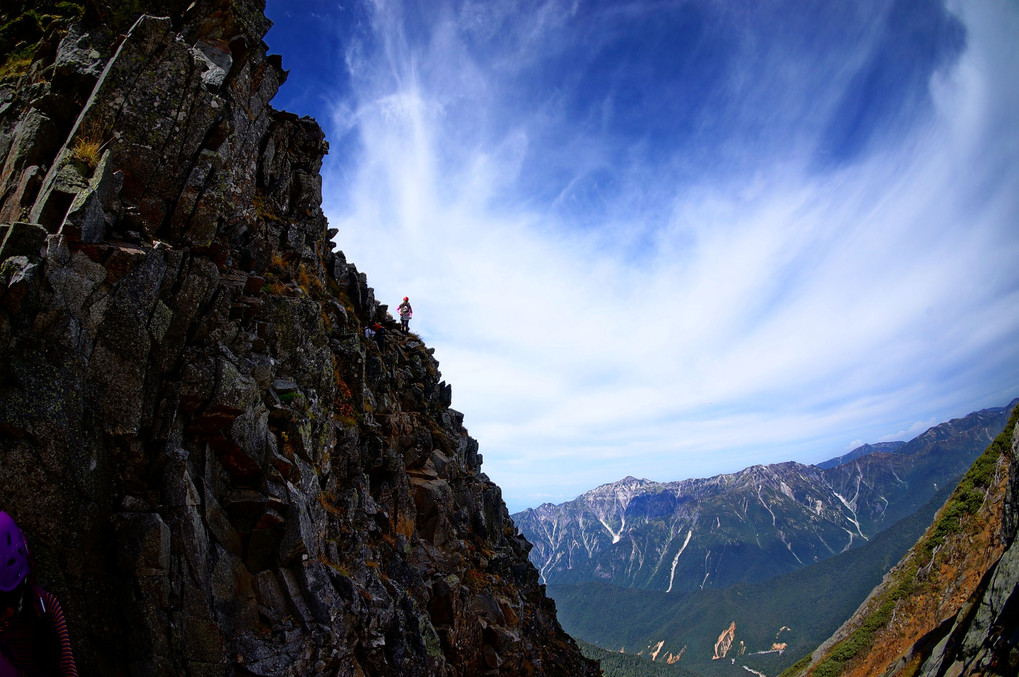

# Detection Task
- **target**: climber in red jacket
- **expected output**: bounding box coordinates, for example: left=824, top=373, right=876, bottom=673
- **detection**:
left=0, top=512, right=78, bottom=677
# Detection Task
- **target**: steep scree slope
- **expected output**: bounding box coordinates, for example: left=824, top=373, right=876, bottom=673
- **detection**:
left=0, top=1, right=598, bottom=675
left=785, top=408, right=1019, bottom=677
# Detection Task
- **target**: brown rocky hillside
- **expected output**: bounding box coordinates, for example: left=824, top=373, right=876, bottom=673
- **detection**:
left=782, top=408, right=1019, bottom=677
left=0, top=1, right=599, bottom=675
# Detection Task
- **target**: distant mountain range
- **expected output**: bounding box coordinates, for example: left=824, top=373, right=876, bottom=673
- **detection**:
left=548, top=481, right=954, bottom=676
left=513, top=401, right=1017, bottom=595
left=514, top=400, right=1018, bottom=676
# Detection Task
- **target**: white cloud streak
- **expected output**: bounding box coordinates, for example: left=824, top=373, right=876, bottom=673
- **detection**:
left=316, top=0, right=1019, bottom=511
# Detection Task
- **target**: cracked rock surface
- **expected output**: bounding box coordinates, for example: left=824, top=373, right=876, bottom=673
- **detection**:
left=0, top=2, right=598, bottom=675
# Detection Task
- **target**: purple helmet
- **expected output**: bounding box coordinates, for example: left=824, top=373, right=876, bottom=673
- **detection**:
left=0, top=512, right=30, bottom=592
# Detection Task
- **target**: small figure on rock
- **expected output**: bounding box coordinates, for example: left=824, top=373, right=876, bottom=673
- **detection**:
left=371, top=322, right=386, bottom=351
left=398, top=297, right=413, bottom=333
left=0, top=511, right=78, bottom=677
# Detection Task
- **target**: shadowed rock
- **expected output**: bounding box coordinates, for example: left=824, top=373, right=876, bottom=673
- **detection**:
left=0, top=1, right=597, bottom=675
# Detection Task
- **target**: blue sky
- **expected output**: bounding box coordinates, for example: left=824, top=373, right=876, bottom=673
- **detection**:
left=263, top=0, right=1019, bottom=513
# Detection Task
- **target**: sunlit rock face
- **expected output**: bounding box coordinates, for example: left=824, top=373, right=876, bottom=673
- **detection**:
left=0, top=1, right=597, bottom=675
left=782, top=410, right=1019, bottom=677
left=514, top=404, right=1015, bottom=593
left=913, top=421, right=1019, bottom=676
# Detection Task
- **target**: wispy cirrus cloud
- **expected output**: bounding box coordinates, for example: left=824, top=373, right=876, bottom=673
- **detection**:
left=265, top=0, right=1019, bottom=511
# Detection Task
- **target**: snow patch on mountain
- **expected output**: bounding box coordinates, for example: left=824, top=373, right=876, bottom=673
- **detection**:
left=666, top=530, right=694, bottom=593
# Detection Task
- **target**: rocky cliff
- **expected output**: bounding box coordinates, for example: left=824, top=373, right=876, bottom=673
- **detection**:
left=0, top=1, right=598, bottom=675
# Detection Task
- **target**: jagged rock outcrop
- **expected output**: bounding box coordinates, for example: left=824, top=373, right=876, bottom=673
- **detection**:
left=0, top=2, right=598, bottom=675
left=914, top=419, right=1019, bottom=675
left=712, top=622, right=736, bottom=661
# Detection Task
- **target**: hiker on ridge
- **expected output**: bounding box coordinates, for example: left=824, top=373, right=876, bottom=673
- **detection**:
left=372, top=322, right=386, bottom=351
left=0, top=511, right=78, bottom=677
left=398, top=297, right=413, bottom=333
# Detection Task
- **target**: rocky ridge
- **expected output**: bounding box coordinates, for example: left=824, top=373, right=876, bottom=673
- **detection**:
left=815, top=441, right=906, bottom=471
left=784, top=408, right=1019, bottom=677
left=0, top=1, right=597, bottom=675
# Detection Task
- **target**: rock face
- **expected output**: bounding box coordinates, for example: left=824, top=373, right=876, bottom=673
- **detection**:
left=915, top=420, right=1019, bottom=676
left=514, top=403, right=1015, bottom=593
left=0, top=2, right=598, bottom=675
